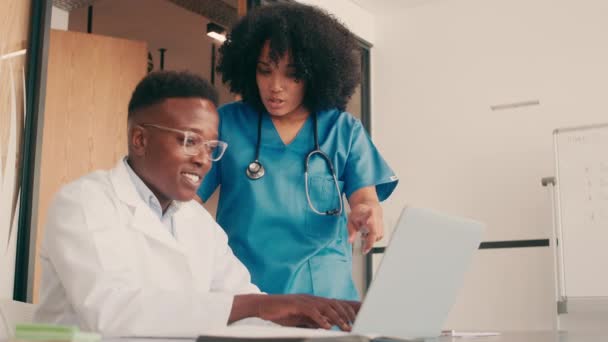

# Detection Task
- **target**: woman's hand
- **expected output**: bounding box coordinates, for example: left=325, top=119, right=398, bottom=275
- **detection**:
left=347, top=186, right=383, bottom=254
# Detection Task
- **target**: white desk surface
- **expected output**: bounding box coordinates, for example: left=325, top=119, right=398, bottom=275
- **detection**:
left=102, top=331, right=605, bottom=342
left=3, top=330, right=607, bottom=342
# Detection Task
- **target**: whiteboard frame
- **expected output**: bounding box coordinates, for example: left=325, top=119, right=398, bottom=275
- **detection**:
left=552, top=122, right=608, bottom=301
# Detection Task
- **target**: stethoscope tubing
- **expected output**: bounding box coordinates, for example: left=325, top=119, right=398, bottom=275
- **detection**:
left=247, top=111, right=343, bottom=216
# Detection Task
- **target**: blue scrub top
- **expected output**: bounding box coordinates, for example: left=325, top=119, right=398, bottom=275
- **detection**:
left=198, top=102, right=398, bottom=300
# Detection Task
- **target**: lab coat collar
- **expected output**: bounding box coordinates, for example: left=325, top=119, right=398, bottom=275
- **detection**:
left=109, top=159, right=187, bottom=255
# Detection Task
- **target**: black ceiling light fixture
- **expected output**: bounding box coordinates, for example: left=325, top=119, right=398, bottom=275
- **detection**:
left=206, top=22, right=226, bottom=43
left=159, top=48, right=167, bottom=70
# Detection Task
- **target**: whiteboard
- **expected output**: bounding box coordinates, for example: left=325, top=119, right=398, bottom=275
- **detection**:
left=554, top=123, right=608, bottom=298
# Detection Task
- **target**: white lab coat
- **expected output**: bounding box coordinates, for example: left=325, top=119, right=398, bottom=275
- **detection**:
left=35, top=160, right=261, bottom=337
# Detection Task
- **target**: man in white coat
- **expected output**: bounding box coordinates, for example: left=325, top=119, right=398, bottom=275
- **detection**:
left=35, top=71, right=359, bottom=337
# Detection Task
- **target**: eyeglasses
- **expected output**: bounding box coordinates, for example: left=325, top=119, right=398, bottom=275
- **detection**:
left=139, top=123, right=227, bottom=161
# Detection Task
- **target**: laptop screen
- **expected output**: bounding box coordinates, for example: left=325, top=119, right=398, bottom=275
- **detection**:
left=353, top=207, right=484, bottom=340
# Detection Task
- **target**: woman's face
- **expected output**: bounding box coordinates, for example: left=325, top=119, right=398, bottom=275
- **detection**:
left=256, top=41, right=307, bottom=118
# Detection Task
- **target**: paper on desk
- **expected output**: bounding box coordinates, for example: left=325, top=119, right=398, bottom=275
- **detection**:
left=442, top=330, right=501, bottom=338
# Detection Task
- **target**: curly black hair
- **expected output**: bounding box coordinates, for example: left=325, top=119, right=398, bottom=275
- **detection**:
left=128, top=70, right=218, bottom=116
left=217, top=2, right=361, bottom=113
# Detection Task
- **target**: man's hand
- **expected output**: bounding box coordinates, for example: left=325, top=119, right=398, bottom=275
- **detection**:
left=258, top=295, right=360, bottom=331
left=230, top=294, right=360, bottom=331
left=347, top=187, right=383, bottom=254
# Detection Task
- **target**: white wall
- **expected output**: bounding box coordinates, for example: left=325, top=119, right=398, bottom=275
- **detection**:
left=50, top=6, right=69, bottom=30
left=371, top=0, right=608, bottom=331
left=295, top=0, right=374, bottom=44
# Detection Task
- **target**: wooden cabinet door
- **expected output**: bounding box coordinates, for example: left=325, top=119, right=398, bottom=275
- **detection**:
left=33, top=30, right=146, bottom=301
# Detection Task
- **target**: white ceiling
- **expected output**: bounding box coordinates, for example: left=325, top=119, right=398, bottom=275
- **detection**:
left=351, top=0, right=442, bottom=15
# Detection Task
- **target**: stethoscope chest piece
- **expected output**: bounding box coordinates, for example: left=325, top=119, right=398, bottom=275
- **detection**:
left=246, top=160, right=265, bottom=180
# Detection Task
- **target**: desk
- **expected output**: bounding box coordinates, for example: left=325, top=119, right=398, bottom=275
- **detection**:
left=435, top=331, right=606, bottom=342
left=3, top=331, right=608, bottom=342
left=107, top=331, right=605, bottom=342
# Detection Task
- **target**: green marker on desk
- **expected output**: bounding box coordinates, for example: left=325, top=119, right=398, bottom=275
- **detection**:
left=15, top=323, right=101, bottom=342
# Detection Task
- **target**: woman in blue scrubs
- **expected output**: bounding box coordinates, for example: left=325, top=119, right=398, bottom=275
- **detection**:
left=197, top=3, right=398, bottom=301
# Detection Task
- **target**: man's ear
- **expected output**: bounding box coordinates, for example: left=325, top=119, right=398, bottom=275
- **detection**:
left=129, top=124, right=147, bottom=156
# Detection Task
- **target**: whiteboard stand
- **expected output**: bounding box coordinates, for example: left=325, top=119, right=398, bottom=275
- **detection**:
left=542, top=176, right=567, bottom=330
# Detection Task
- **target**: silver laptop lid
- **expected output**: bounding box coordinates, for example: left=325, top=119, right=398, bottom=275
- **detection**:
left=353, top=207, right=484, bottom=340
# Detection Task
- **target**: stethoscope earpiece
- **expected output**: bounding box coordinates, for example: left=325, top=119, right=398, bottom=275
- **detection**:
left=246, top=160, right=265, bottom=180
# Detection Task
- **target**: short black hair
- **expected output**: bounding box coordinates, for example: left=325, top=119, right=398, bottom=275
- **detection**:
left=128, top=71, right=218, bottom=116
left=217, top=3, right=360, bottom=113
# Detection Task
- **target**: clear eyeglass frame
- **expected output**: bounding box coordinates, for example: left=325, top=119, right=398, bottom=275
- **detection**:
left=139, top=123, right=227, bottom=161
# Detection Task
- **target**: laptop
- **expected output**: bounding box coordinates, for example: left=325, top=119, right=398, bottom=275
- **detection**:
left=198, top=207, right=484, bottom=341
left=352, top=207, right=484, bottom=340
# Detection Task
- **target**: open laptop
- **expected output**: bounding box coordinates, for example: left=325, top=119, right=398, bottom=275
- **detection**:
left=199, top=206, right=484, bottom=341
left=351, top=207, right=484, bottom=340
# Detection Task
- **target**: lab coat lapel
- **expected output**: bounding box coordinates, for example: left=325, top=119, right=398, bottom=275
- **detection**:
left=173, top=209, right=207, bottom=282
left=109, top=160, right=186, bottom=255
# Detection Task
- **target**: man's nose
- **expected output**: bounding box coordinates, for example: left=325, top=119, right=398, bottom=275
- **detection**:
left=190, top=146, right=210, bottom=165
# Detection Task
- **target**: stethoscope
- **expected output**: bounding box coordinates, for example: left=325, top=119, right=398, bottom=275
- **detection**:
left=246, top=111, right=344, bottom=216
